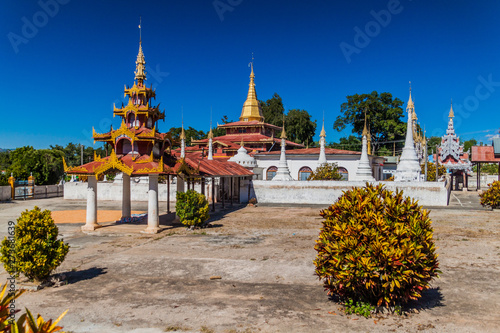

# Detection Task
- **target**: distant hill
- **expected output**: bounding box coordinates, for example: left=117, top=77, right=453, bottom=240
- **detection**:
left=0, top=148, right=11, bottom=152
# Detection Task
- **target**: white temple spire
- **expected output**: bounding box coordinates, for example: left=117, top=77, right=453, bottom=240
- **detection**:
left=395, top=85, right=422, bottom=181
left=272, top=116, right=293, bottom=181
left=318, top=116, right=327, bottom=164
left=354, top=111, right=375, bottom=181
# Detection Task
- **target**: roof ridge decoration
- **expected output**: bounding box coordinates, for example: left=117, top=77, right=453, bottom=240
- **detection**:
left=93, top=149, right=134, bottom=176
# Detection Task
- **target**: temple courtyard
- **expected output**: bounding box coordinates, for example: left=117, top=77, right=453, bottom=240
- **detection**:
left=0, top=194, right=499, bottom=333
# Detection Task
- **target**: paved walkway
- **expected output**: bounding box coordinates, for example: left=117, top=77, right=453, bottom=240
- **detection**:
left=447, top=190, right=488, bottom=210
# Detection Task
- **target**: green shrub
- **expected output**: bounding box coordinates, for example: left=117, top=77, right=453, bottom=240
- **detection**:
left=421, top=162, right=447, bottom=181
left=175, top=190, right=209, bottom=227
left=0, top=207, right=69, bottom=282
left=308, top=163, right=343, bottom=180
left=314, top=183, right=440, bottom=309
left=480, top=181, right=500, bottom=209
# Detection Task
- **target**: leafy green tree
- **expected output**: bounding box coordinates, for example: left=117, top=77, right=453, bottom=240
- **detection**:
left=212, top=115, right=233, bottom=137
left=462, top=138, right=477, bottom=156
left=0, top=151, right=10, bottom=171
left=329, top=135, right=362, bottom=151
left=334, top=91, right=406, bottom=153
left=0, top=174, right=8, bottom=186
left=260, top=93, right=284, bottom=127
left=308, top=163, right=342, bottom=180
left=285, top=109, right=317, bottom=144
left=426, top=136, right=442, bottom=155
left=474, top=163, right=499, bottom=175
left=421, top=162, right=447, bottom=181
left=168, top=126, right=206, bottom=146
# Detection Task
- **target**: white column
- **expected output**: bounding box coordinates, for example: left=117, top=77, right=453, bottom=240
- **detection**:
left=144, top=174, right=160, bottom=234
left=122, top=173, right=131, bottom=219
left=208, top=138, right=213, bottom=160
left=82, top=175, right=100, bottom=231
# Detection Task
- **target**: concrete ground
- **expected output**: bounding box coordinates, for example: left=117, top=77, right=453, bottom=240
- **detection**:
left=0, top=191, right=499, bottom=333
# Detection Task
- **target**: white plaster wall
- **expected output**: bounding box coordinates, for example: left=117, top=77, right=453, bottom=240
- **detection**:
left=0, top=186, right=11, bottom=201
left=252, top=180, right=449, bottom=206
left=255, top=155, right=384, bottom=181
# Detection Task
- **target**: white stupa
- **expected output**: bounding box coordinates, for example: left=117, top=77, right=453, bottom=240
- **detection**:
left=228, top=140, right=257, bottom=168
left=354, top=112, right=375, bottom=181
left=272, top=119, right=293, bottom=181
left=395, top=87, right=422, bottom=182
left=318, top=119, right=327, bottom=165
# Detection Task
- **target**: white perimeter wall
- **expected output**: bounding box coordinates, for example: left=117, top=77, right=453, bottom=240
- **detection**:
left=0, top=186, right=10, bottom=201
left=252, top=180, right=450, bottom=206
left=255, top=155, right=384, bottom=181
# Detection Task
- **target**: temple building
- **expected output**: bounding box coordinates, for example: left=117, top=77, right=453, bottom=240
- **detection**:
left=190, top=63, right=303, bottom=156
left=64, top=37, right=252, bottom=233
left=437, top=102, right=472, bottom=189
left=187, top=62, right=384, bottom=181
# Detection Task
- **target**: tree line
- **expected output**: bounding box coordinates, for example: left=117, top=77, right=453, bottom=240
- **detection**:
left=1, top=91, right=487, bottom=186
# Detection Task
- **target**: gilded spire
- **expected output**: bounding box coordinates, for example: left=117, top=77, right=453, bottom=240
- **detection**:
left=362, top=110, right=368, bottom=137
left=134, top=42, right=147, bottom=84
left=134, top=19, right=146, bottom=84
left=280, top=115, right=287, bottom=139
left=320, top=117, right=326, bottom=138
left=207, top=127, right=213, bottom=139
left=407, top=82, right=414, bottom=109
left=180, top=123, right=186, bottom=140
left=240, top=138, right=244, bottom=147
left=449, top=100, right=454, bottom=118
left=239, top=55, right=264, bottom=122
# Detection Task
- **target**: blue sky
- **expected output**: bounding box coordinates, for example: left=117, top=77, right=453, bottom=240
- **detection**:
left=2, top=0, right=500, bottom=149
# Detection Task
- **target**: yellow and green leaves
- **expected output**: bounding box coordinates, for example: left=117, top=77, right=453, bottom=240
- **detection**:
left=314, top=183, right=440, bottom=308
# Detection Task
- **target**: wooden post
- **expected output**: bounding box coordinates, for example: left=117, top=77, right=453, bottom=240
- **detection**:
left=201, top=177, right=205, bottom=196
left=211, top=177, right=215, bottom=212
left=221, top=177, right=225, bottom=209
left=435, top=145, right=439, bottom=181
left=230, top=177, right=233, bottom=206
left=477, top=163, right=481, bottom=190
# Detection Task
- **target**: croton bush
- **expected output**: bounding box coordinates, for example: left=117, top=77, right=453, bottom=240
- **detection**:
left=314, top=183, right=440, bottom=309
left=479, top=180, right=500, bottom=209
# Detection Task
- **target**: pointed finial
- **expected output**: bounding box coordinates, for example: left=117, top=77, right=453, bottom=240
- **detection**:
left=449, top=99, right=454, bottom=118
left=240, top=138, right=244, bottom=147
left=134, top=22, right=146, bottom=83
left=139, top=16, right=142, bottom=43
left=320, top=113, right=326, bottom=138
left=249, top=52, right=254, bottom=75
left=280, top=113, right=287, bottom=139
left=409, top=81, right=411, bottom=92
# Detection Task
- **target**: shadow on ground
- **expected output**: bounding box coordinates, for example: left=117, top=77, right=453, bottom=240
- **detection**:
left=65, top=267, right=107, bottom=284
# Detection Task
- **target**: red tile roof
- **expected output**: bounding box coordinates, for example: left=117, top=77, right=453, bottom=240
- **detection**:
left=471, top=146, right=500, bottom=163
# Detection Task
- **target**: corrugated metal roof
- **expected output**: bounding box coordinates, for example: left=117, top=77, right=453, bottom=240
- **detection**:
left=471, top=146, right=500, bottom=162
